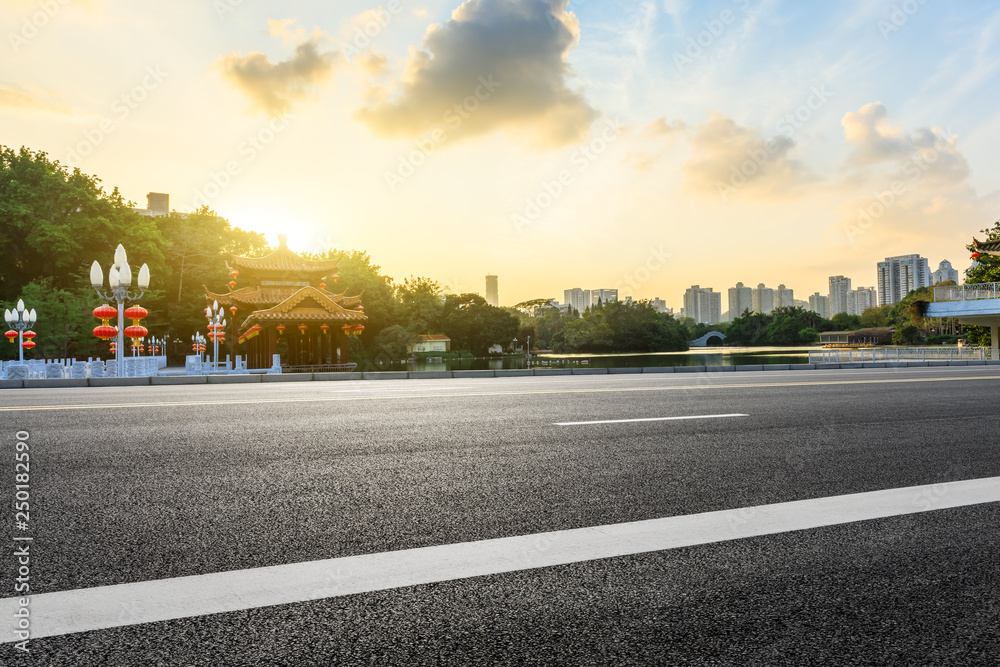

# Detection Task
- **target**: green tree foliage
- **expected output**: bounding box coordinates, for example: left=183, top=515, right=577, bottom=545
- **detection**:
left=441, top=293, right=520, bottom=356
left=370, top=324, right=416, bottom=361
left=395, top=276, right=444, bottom=335
left=726, top=307, right=829, bottom=345
left=557, top=301, right=688, bottom=353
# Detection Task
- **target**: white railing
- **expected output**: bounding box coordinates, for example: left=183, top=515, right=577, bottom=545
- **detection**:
left=934, top=282, right=1000, bottom=302
left=809, top=347, right=990, bottom=363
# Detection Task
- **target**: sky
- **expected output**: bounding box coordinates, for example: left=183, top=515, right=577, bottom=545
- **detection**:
left=3, top=0, right=999, bottom=309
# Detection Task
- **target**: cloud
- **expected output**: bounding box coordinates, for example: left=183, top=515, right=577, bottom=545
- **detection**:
left=0, top=83, right=71, bottom=114
left=356, top=0, right=600, bottom=147
left=216, top=21, right=342, bottom=116
left=833, top=103, right=989, bottom=250
left=624, top=116, right=689, bottom=170
left=682, top=111, right=813, bottom=199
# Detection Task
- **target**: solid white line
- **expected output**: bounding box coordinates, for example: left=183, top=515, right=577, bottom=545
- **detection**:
left=2, top=476, right=998, bottom=642
left=555, top=413, right=748, bottom=426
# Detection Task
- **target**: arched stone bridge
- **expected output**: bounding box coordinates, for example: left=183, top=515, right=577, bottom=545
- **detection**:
left=689, top=331, right=726, bottom=347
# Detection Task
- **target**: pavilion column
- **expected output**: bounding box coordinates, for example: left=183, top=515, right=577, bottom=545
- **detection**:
left=340, top=332, right=349, bottom=365
left=268, top=328, right=277, bottom=367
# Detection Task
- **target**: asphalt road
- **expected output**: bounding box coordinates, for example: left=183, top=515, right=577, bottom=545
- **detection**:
left=2, top=366, right=999, bottom=665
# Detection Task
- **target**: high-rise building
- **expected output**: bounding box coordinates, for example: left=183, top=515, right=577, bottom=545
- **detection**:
left=485, top=275, right=499, bottom=307
left=877, top=254, right=931, bottom=306
left=850, top=287, right=876, bottom=316
left=728, top=282, right=753, bottom=321
left=808, top=292, right=830, bottom=319
left=133, top=192, right=169, bottom=218
left=683, top=286, right=722, bottom=325
left=752, top=283, right=775, bottom=315
left=775, top=284, right=794, bottom=309
left=589, top=289, right=618, bottom=307
left=564, top=288, right=588, bottom=313
left=829, top=275, right=852, bottom=316
left=931, top=260, right=959, bottom=285
left=650, top=297, right=667, bottom=314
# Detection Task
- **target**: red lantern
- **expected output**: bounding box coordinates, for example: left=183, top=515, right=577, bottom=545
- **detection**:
left=341, top=325, right=351, bottom=333
left=21, top=341, right=35, bottom=350
left=332, top=274, right=339, bottom=281
left=124, top=306, right=148, bottom=322
left=93, top=325, right=118, bottom=341
left=298, top=324, right=307, bottom=335
left=22, top=330, right=36, bottom=340
left=228, top=281, right=236, bottom=289
left=320, top=324, right=330, bottom=335
left=5, top=330, right=17, bottom=344
left=93, top=304, right=117, bottom=323
left=319, top=283, right=326, bottom=289
left=230, top=269, right=239, bottom=278
left=124, top=325, right=148, bottom=340
left=276, top=324, right=286, bottom=335
left=229, top=306, right=238, bottom=315
left=972, top=253, right=981, bottom=259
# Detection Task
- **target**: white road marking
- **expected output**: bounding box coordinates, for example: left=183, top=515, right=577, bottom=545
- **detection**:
left=3, top=476, right=998, bottom=642
left=556, top=414, right=748, bottom=426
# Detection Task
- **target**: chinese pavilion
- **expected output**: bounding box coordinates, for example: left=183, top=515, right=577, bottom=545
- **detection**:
left=204, top=234, right=367, bottom=371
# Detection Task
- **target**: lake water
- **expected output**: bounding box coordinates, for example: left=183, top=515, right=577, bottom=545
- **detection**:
left=377, top=347, right=814, bottom=372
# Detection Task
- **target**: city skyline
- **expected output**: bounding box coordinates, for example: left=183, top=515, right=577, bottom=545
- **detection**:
left=4, top=2, right=998, bottom=306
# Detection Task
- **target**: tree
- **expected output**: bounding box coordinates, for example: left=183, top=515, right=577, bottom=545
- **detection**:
left=441, top=293, right=519, bottom=355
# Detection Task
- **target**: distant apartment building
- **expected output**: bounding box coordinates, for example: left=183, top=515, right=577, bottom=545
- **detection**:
left=132, top=192, right=169, bottom=218
left=931, top=259, right=959, bottom=285
left=650, top=297, right=667, bottom=314
left=728, top=282, right=753, bottom=321
left=752, top=283, right=775, bottom=315
left=877, top=254, right=931, bottom=306
left=683, top=286, right=722, bottom=325
left=775, top=284, right=794, bottom=309
left=808, top=292, right=830, bottom=319
left=564, top=288, right=588, bottom=313
left=829, top=275, right=852, bottom=316
left=590, top=289, right=618, bottom=306
left=850, top=286, right=877, bottom=316
left=485, top=275, right=499, bottom=307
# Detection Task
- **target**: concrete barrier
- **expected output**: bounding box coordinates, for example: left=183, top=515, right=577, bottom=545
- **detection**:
left=151, top=376, right=208, bottom=385
left=762, top=364, right=789, bottom=371
left=790, top=363, right=816, bottom=370
left=361, top=372, right=409, bottom=380
left=706, top=366, right=735, bottom=372
left=88, top=377, right=152, bottom=387
left=905, top=361, right=929, bottom=367
left=735, top=364, right=764, bottom=371
left=24, top=378, right=88, bottom=389
left=452, top=370, right=495, bottom=378
left=313, top=372, right=363, bottom=381
left=533, top=369, right=573, bottom=376
left=674, top=366, right=705, bottom=373
left=494, top=370, right=533, bottom=377
left=0, top=379, right=24, bottom=389
left=608, top=367, right=643, bottom=374
left=571, top=368, right=608, bottom=375
left=407, top=371, right=453, bottom=379
left=861, top=362, right=886, bottom=368
left=642, top=367, right=675, bottom=373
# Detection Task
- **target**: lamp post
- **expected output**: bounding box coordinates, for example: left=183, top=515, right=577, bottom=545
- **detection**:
left=192, top=333, right=207, bottom=364
left=91, top=244, right=150, bottom=377
left=4, top=299, right=37, bottom=363
left=206, top=301, right=226, bottom=372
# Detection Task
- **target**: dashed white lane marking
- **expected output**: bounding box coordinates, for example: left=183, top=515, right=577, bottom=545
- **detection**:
left=3, top=476, right=998, bottom=642
left=556, top=414, right=749, bottom=426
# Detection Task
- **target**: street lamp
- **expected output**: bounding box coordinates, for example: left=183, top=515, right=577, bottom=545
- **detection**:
left=205, top=301, right=226, bottom=372
left=192, top=333, right=207, bottom=364
left=4, top=299, right=37, bottom=363
left=91, top=244, right=150, bottom=377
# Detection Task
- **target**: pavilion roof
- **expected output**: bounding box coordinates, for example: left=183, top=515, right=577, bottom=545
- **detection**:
left=974, top=238, right=1000, bottom=255
left=239, top=286, right=367, bottom=333
left=228, top=235, right=340, bottom=275
left=204, top=285, right=357, bottom=308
